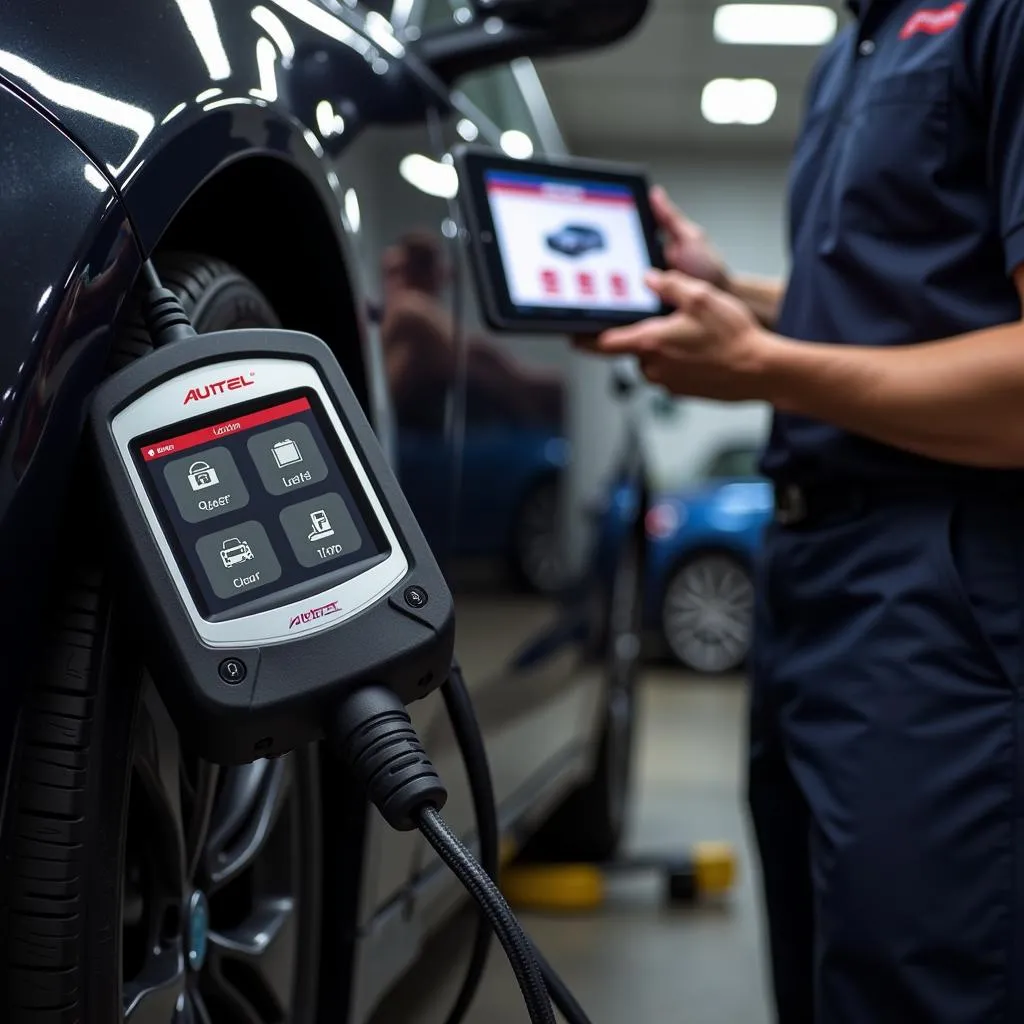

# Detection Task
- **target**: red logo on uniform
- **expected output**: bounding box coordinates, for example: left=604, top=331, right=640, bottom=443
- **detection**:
left=898, top=0, right=965, bottom=39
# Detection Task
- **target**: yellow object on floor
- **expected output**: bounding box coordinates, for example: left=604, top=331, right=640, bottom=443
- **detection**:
left=692, top=841, right=737, bottom=895
left=502, top=864, right=607, bottom=912
left=501, top=843, right=738, bottom=913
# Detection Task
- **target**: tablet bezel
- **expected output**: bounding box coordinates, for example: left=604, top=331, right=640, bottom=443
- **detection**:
left=454, top=146, right=670, bottom=334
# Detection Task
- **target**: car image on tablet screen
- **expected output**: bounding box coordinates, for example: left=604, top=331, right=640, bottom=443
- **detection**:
left=546, top=224, right=607, bottom=258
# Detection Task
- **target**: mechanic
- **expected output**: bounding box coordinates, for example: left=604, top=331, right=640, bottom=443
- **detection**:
left=581, top=1, right=1024, bottom=1021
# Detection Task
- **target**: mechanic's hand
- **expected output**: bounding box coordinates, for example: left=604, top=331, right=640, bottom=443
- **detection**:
left=571, top=187, right=730, bottom=351
left=592, top=270, right=777, bottom=401
left=650, top=186, right=731, bottom=291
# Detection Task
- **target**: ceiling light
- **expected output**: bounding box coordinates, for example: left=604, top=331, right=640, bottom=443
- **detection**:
left=399, top=153, right=459, bottom=198
left=499, top=129, right=534, bottom=159
left=701, top=78, right=777, bottom=125
left=714, top=4, right=837, bottom=45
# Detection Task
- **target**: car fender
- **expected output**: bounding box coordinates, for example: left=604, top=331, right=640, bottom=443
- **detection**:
left=0, top=80, right=141, bottom=821
left=0, top=1, right=423, bottom=823
left=0, top=0, right=442, bottom=454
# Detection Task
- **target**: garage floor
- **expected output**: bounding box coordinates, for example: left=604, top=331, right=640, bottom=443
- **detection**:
left=382, top=671, right=773, bottom=1024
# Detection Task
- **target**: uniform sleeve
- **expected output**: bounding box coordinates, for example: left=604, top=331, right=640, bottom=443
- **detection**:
left=972, top=0, right=1024, bottom=274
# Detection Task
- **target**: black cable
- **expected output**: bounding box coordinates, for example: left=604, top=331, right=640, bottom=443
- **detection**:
left=417, top=807, right=555, bottom=1024
left=332, top=685, right=555, bottom=1024
left=442, top=666, right=596, bottom=1024
left=141, top=258, right=163, bottom=293
left=140, top=258, right=197, bottom=347
left=439, top=665, right=495, bottom=1024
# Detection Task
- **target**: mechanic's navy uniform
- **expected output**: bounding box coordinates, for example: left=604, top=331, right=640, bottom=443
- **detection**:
left=750, top=0, right=1024, bottom=1020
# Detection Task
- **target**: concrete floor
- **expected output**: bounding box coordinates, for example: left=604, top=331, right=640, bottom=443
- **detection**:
left=387, top=670, right=774, bottom=1024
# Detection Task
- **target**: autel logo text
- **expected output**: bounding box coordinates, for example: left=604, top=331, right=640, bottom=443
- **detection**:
left=289, top=601, right=341, bottom=629
left=183, top=374, right=255, bottom=404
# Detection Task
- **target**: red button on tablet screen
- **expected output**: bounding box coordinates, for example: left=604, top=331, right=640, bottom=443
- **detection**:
left=610, top=273, right=628, bottom=297
left=540, top=269, right=560, bottom=294
left=578, top=272, right=595, bottom=296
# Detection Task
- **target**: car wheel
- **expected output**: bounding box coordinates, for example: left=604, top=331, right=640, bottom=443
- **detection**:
left=523, top=535, right=642, bottom=862
left=661, top=552, right=754, bottom=674
left=510, top=476, right=564, bottom=594
left=1, top=253, right=323, bottom=1024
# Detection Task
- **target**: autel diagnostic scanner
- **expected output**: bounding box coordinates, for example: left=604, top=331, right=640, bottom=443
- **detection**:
left=90, top=329, right=455, bottom=766
left=91, top=269, right=590, bottom=1024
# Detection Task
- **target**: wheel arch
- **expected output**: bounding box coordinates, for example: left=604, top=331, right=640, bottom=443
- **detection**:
left=153, top=154, right=372, bottom=413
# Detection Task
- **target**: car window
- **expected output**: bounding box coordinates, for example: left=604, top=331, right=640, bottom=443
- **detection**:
left=702, top=447, right=761, bottom=480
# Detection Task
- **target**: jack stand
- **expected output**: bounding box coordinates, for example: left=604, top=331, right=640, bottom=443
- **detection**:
left=501, top=842, right=738, bottom=913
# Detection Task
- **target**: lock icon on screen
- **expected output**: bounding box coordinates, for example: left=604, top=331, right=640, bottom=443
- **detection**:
left=187, top=460, right=219, bottom=491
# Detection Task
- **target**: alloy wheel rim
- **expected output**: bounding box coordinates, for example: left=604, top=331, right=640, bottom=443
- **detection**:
left=122, top=680, right=303, bottom=1023
left=663, top=555, right=754, bottom=674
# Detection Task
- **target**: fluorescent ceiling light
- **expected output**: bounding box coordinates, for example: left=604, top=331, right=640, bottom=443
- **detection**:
left=714, top=4, right=837, bottom=45
left=499, top=129, right=534, bottom=159
left=399, top=153, right=459, bottom=199
left=701, top=78, right=778, bottom=125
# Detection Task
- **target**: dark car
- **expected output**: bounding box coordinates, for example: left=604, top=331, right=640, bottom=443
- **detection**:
left=0, top=2, right=650, bottom=1023
left=546, top=223, right=607, bottom=258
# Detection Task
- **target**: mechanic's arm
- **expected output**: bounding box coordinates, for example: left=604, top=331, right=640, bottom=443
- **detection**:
left=596, top=268, right=1024, bottom=469
left=761, top=266, right=1024, bottom=467
left=726, top=274, right=785, bottom=330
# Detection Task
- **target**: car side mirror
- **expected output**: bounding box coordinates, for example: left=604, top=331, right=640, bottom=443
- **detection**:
left=410, top=0, right=649, bottom=85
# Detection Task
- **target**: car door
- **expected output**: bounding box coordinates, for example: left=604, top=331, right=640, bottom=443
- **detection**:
left=427, top=49, right=596, bottom=816
left=337, top=4, right=620, bottom=1010
left=329, top=91, right=466, bottom=942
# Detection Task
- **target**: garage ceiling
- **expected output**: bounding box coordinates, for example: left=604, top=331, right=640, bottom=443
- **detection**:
left=533, top=0, right=850, bottom=153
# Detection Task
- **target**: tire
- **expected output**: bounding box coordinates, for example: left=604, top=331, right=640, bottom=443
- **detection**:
left=523, top=534, right=642, bottom=863
left=661, top=551, right=754, bottom=674
left=1, top=253, right=323, bottom=1024
left=509, top=475, right=565, bottom=595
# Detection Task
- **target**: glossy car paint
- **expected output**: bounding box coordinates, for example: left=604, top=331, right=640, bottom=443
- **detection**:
left=0, top=80, right=140, bottom=780
left=0, top=3, right=646, bottom=1021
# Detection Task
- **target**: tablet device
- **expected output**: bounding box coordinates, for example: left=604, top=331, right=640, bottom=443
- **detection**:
left=453, top=147, right=669, bottom=334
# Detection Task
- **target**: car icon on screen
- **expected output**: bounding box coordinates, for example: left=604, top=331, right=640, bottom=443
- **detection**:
left=545, top=224, right=606, bottom=258
left=219, top=538, right=254, bottom=568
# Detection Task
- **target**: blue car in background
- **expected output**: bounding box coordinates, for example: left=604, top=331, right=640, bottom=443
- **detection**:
left=644, top=446, right=773, bottom=674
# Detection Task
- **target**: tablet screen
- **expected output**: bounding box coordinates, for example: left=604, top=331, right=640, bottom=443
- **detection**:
left=484, top=169, right=660, bottom=315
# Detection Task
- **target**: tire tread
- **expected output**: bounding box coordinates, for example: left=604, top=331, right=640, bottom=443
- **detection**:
left=2, top=252, right=256, bottom=1021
